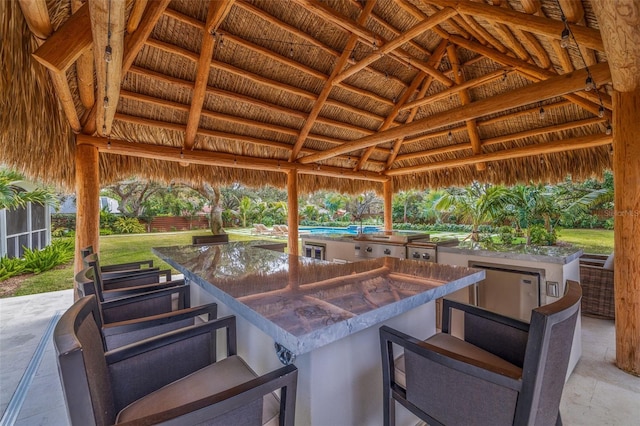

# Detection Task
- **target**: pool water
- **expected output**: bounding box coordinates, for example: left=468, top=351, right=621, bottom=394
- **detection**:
left=300, top=225, right=381, bottom=235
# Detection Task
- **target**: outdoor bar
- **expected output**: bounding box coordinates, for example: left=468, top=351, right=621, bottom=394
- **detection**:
left=2, top=0, right=640, bottom=424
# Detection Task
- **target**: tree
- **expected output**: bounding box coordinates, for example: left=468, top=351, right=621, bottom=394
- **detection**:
left=436, top=183, right=515, bottom=241
left=237, top=196, right=254, bottom=228
left=193, top=183, right=225, bottom=234
left=393, top=190, right=422, bottom=223
left=0, top=169, right=58, bottom=210
left=103, top=181, right=163, bottom=217
left=347, top=191, right=382, bottom=223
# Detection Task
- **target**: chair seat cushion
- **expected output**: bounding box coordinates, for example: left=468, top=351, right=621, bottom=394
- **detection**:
left=116, top=355, right=280, bottom=425
left=394, top=333, right=522, bottom=387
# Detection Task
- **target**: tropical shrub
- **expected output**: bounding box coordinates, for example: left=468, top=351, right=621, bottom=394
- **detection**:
left=0, top=256, right=26, bottom=281
left=528, top=224, right=557, bottom=246
left=21, top=239, right=74, bottom=275
left=498, top=226, right=515, bottom=245
left=112, top=217, right=146, bottom=234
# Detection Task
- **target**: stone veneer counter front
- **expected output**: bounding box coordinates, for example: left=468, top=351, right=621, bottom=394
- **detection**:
left=153, top=241, right=485, bottom=357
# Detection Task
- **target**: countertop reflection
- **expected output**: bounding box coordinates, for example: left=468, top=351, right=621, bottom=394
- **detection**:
left=153, top=241, right=485, bottom=355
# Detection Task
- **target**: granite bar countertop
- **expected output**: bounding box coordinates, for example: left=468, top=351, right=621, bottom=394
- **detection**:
left=153, top=241, right=484, bottom=356
left=439, top=242, right=583, bottom=264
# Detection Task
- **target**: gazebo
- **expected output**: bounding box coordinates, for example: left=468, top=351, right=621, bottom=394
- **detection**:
left=1, top=0, right=637, bottom=375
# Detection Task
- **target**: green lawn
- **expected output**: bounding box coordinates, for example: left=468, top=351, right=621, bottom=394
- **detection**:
left=556, top=228, right=614, bottom=255
left=5, top=228, right=612, bottom=297
left=10, top=230, right=269, bottom=297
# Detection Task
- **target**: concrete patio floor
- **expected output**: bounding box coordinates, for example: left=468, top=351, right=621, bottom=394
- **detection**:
left=0, top=289, right=638, bottom=425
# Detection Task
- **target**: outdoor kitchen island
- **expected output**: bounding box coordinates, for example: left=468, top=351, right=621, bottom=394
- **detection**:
left=153, top=240, right=485, bottom=426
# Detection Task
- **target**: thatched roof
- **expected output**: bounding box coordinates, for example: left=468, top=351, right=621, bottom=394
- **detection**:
left=1, top=0, right=614, bottom=193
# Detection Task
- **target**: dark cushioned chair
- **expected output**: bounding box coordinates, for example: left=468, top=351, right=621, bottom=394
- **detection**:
left=80, top=245, right=165, bottom=280
left=76, top=264, right=191, bottom=324
left=54, top=295, right=298, bottom=425
left=82, top=251, right=173, bottom=287
left=380, top=280, right=582, bottom=426
left=579, top=253, right=615, bottom=319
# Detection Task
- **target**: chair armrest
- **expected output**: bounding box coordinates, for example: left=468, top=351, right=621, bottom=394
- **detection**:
left=101, top=267, right=160, bottom=279
left=380, top=325, right=521, bottom=389
left=106, top=316, right=238, bottom=410
left=100, top=285, right=191, bottom=323
left=442, top=299, right=530, bottom=367
left=102, top=279, right=186, bottom=299
left=101, top=303, right=218, bottom=350
left=102, top=269, right=173, bottom=289
left=117, top=364, right=298, bottom=426
left=100, top=259, right=154, bottom=272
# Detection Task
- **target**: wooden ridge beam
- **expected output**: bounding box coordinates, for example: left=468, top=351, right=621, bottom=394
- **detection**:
left=424, top=0, right=604, bottom=52
left=386, top=133, right=612, bottom=176
left=289, top=0, right=377, bottom=161
left=89, top=0, right=125, bottom=136
left=297, top=62, right=611, bottom=164
left=334, top=7, right=456, bottom=84
left=77, top=135, right=388, bottom=182
left=184, top=0, right=235, bottom=152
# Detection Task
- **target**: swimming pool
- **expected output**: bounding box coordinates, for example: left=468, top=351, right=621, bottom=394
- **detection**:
left=299, top=225, right=382, bottom=235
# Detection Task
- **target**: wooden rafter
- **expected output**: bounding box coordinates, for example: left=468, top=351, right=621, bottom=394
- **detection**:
left=424, top=0, right=604, bottom=52
left=447, top=44, right=485, bottom=171
left=17, top=0, right=52, bottom=40
left=289, top=0, right=377, bottom=162
left=184, top=0, right=235, bottom=152
left=71, top=0, right=95, bottom=109
left=385, top=133, right=611, bottom=176
left=499, top=0, right=552, bottom=69
left=394, top=117, right=607, bottom=163
left=291, top=0, right=454, bottom=87
left=333, top=7, right=456, bottom=84
left=77, top=135, right=389, bottom=183
left=362, top=40, right=449, bottom=170
left=297, top=62, right=611, bottom=164
left=127, top=0, right=148, bottom=33
left=558, top=0, right=597, bottom=67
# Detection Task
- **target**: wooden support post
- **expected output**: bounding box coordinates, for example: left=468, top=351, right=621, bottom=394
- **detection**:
left=74, top=143, right=100, bottom=300
left=383, top=180, right=393, bottom=232
left=591, top=0, right=640, bottom=377
left=287, top=169, right=299, bottom=256
left=612, top=89, right=640, bottom=376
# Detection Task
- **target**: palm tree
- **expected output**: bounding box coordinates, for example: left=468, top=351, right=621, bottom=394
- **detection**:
left=435, top=183, right=515, bottom=241
left=0, top=169, right=57, bottom=210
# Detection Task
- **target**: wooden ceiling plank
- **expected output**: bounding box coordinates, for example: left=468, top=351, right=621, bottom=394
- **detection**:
left=32, top=3, right=92, bottom=72
left=70, top=0, right=95, bottom=109
left=122, top=0, right=170, bottom=73
left=334, top=7, right=456, bottom=85
left=17, top=0, right=52, bottom=40
left=297, top=62, right=611, bottom=164
left=127, top=0, right=148, bottom=33
left=89, top=0, right=125, bottom=136
left=447, top=44, right=485, bottom=171
left=289, top=0, right=377, bottom=161
left=77, top=135, right=388, bottom=182
left=423, top=0, right=604, bottom=52
left=184, top=0, right=235, bottom=152
left=385, top=133, right=611, bottom=176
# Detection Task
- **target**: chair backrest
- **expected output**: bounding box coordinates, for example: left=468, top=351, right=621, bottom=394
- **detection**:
left=54, top=295, right=116, bottom=426
left=515, top=280, right=582, bottom=425
left=77, top=254, right=107, bottom=303
left=80, top=245, right=95, bottom=259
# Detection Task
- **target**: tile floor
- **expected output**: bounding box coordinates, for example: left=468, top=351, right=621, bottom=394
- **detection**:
left=0, top=289, right=638, bottom=425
